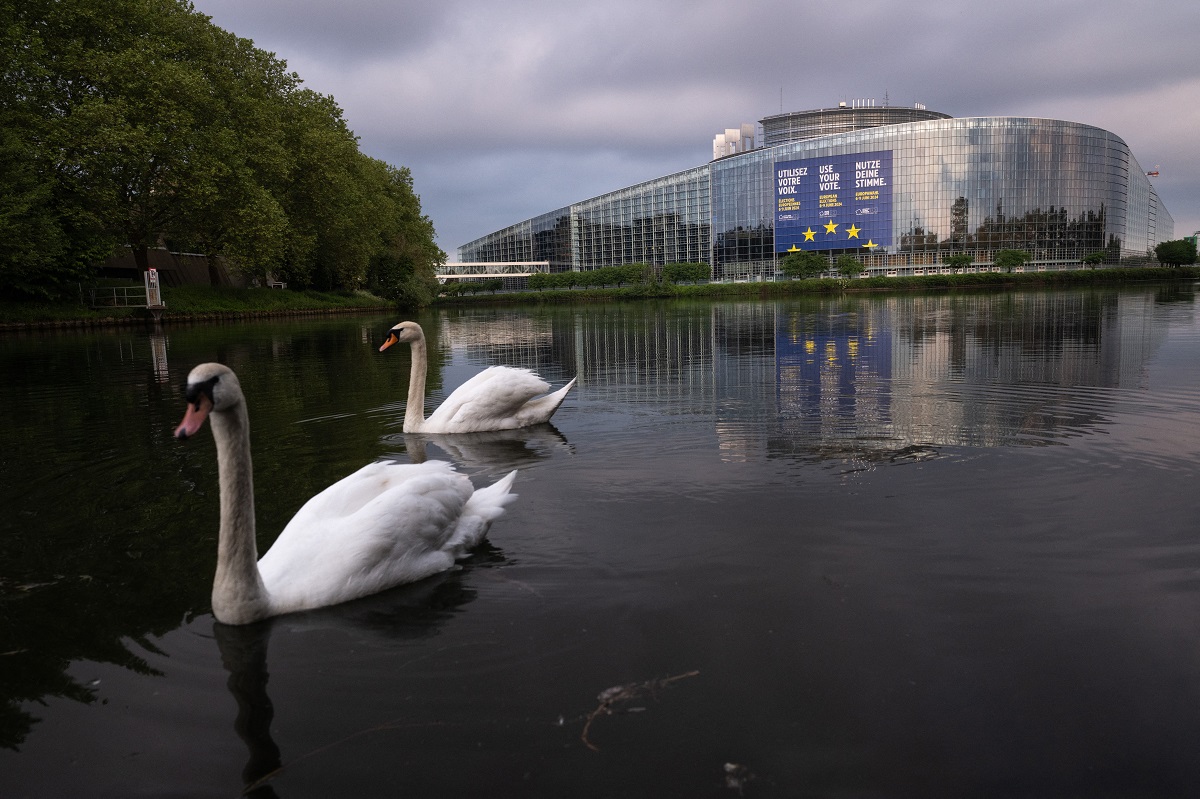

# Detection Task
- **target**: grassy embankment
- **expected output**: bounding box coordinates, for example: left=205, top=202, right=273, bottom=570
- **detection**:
left=2, top=267, right=1197, bottom=328
left=0, top=284, right=394, bottom=328
left=439, top=266, right=1200, bottom=305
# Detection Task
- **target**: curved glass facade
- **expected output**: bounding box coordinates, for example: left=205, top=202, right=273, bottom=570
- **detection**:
left=760, top=103, right=951, bottom=146
left=459, top=110, right=1172, bottom=280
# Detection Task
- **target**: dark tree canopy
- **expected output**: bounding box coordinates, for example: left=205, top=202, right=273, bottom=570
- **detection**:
left=1154, top=239, right=1198, bottom=267
left=0, top=0, right=443, bottom=300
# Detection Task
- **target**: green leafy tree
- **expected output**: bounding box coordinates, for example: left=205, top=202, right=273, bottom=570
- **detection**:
left=1081, top=252, right=1106, bottom=268
left=616, top=263, right=651, bottom=285
left=275, top=90, right=376, bottom=290
left=780, top=250, right=827, bottom=279
left=36, top=0, right=283, bottom=277
left=363, top=162, right=443, bottom=305
left=1, top=0, right=445, bottom=300
left=0, top=0, right=122, bottom=297
left=583, top=265, right=632, bottom=287
left=944, top=254, right=974, bottom=270
left=171, top=31, right=296, bottom=283
left=1154, top=239, right=1198, bottom=267
left=835, top=254, right=865, bottom=278
left=0, top=118, right=76, bottom=299
left=994, top=249, right=1032, bottom=272
left=663, top=262, right=709, bottom=284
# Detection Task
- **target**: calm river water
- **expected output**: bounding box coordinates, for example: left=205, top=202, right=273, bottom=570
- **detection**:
left=3, top=285, right=1200, bottom=797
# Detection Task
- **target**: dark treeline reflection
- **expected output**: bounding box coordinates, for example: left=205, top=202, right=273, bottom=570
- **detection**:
left=215, top=565, right=491, bottom=796
left=0, top=286, right=1193, bottom=750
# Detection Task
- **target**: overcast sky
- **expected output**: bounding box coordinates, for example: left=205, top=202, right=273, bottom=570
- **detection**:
left=189, top=0, right=1200, bottom=256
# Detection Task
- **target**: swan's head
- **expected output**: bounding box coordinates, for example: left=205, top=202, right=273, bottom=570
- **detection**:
left=174, top=363, right=243, bottom=440
left=379, top=321, right=424, bottom=352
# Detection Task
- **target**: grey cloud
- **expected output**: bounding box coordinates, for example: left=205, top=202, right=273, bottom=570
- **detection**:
left=191, top=0, right=1200, bottom=250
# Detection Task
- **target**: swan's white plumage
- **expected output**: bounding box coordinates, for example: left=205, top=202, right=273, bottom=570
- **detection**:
left=174, top=362, right=517, bottom=625
left=380, top=321, right=576, bottom=434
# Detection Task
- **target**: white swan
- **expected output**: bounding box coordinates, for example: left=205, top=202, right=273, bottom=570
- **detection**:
left=174, top=362, right=517, bottom=625
left=379, top=320, right=576, bottom=434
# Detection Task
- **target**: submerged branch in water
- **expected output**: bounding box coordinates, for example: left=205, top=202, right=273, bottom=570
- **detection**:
left=580, top=670, right=700, bottom=752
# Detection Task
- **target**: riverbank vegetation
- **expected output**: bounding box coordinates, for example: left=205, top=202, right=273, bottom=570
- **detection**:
left=441, top=266, right=1200, bottom=307
left=1, top=0, right=442, bottom=305
left=4, top=266, right=1197, bottom=329
left=0, top=284, right=391, bottom=327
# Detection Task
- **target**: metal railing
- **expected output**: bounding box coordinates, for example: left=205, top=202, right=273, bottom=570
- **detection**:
left=85, top=269, right=167, bottom=314
left=87, top=286, right=148, bottom=308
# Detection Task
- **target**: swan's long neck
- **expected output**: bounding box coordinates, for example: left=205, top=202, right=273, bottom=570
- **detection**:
left=404, top=334, right=428, bottom=433
left=210, top=402, right=271, bottom=624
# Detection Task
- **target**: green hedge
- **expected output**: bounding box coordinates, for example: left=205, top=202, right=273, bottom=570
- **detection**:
left=437, top=266, right=1200, bottom=306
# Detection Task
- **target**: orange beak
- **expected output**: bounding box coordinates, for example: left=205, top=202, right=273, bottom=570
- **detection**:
left=174, top=393, right=213, bottom=440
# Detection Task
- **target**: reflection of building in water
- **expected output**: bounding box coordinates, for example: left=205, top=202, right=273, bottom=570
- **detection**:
left=709, top=293, right=1173, bottom=458
left=435, top=293, right=1174, bottom=459
left=775, top=304, right=894, bottom=440
left=437, top=314, right=558, bottom=353
left=882, top=292, right=1172, bottom=447
left=576, top=307, right=716, bottom=409
left=712, top=304, right=778, bottom=461
left=434, top=312, right=570, bottom=379
left=440, top=308, right=721, bottom=411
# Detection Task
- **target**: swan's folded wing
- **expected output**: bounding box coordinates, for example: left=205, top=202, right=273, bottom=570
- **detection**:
left=428, top=366, right=553, bottom=431
left=262, top=460, right=466, bottom=574
left=283, top=461, right=452, bottom=526
left=258, top=462, right=477, bottom=610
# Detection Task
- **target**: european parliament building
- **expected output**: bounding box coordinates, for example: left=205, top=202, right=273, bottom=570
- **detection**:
left=457, top=101, right=1172, bottom=281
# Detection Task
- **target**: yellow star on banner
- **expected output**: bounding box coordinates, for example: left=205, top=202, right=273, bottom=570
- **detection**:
left=803, top=227, right=816, bottom=241
left=787, top=244, right=801, bottom=252
left=846, top=224, right=861, bottom=239
left=823, top=221, right=839, bottom=234
left=862, top=240, right=879, bottom=250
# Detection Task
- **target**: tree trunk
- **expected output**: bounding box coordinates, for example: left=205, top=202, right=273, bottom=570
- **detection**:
left=132, top=243, right=150, bottom=275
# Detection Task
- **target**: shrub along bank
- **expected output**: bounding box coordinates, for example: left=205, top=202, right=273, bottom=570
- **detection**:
left=439, top=266, right=1200, bottom=306
left=2, top=267, right=1196, bottom=328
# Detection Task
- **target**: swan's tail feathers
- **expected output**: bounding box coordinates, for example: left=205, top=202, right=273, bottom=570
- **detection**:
left=470, top=469, right=519, bottom=519
left=450, top=470, right=519, bottom=555
left=536, top=376, right=577, bottom=419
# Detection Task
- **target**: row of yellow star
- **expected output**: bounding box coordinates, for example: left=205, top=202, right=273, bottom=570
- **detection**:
left=788, top=222, right=880, bottom=250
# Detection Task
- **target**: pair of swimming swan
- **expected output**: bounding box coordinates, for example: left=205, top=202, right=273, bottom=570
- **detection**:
left=176, top=321, right=575, bottom=625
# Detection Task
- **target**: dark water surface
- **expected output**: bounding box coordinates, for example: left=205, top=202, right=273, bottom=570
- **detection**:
left=3, top=286, right=1200, bottom=797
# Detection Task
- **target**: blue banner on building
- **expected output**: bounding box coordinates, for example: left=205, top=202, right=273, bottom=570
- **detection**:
left=774, top=150, right=892, bottom=253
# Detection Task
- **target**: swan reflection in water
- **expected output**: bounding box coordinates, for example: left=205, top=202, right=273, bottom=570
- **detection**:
left=212, top=566, right=494, bottom=796
left=386, top=423, right=575, bottom=472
